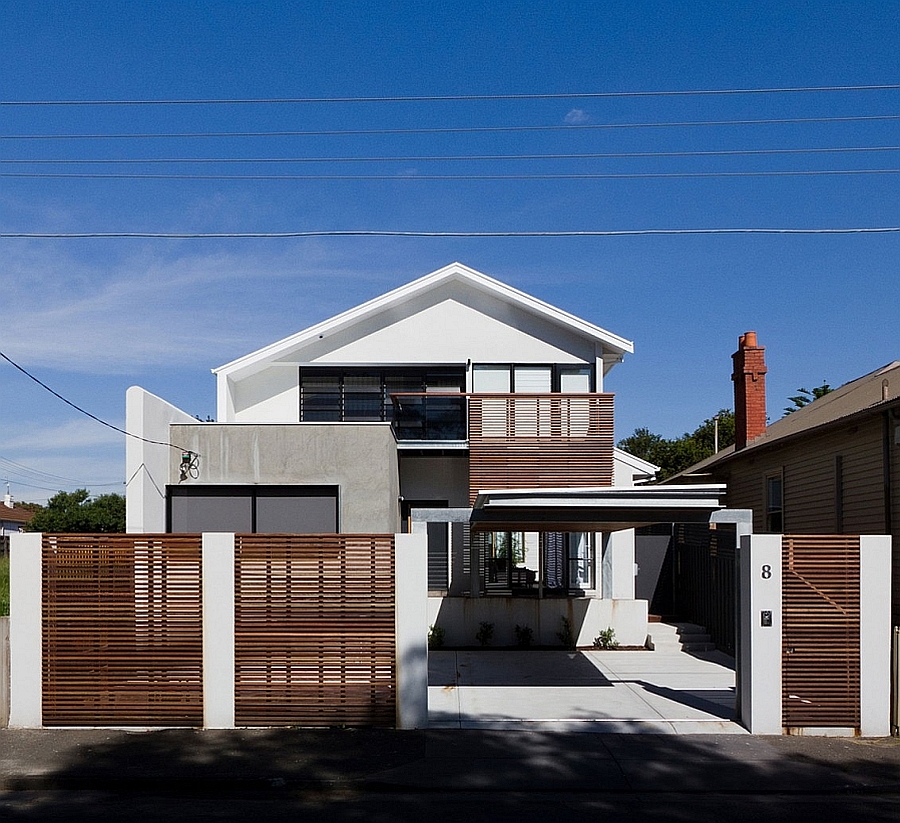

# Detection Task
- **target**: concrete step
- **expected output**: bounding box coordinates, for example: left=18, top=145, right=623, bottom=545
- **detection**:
left=646, top=621, right=716, bottom=652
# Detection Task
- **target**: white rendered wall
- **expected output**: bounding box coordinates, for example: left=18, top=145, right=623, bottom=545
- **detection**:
left=125, top=387, right=196, bottom=534
left=297, top=296, right=596, bottom=366
left=8, top=533, right=42, bottom=728
left=426, top=595, right=648, bottom=648
left=739, top=534, right=783, bottom=734
left=601, top=530, right=636, bottom=600
left=859, top=535, right=891, bottom=736
left=231, top=367, right=299, bottom=423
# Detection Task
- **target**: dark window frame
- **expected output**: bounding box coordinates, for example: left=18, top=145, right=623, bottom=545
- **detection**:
left=765, top=471, right=784, bottom=533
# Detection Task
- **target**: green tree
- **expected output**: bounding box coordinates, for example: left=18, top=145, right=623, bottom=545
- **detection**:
left=618, top=409, right=735, bottom=481
left=25, top=489, right=125, bottom=533
left=783, top=382, right=833, bottom=416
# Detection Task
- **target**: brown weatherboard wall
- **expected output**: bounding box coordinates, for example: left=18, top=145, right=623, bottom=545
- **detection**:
left=722, top=414, right=900, bottom=623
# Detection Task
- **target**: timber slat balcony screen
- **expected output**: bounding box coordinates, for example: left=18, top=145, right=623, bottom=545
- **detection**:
left=468, top=393, right=615, bottom=502
left=42, top=534, right=204, bottom=726
left=782, top=534, right=861, bottom=729
left=234, top=534, right=396, bottom=727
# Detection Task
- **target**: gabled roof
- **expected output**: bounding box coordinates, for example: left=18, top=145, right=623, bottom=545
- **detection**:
left=0, top=503, right=34, bottom=525
left=674, top=360, right=900, bottom=478
left=213, top=262, right=633, bottom=378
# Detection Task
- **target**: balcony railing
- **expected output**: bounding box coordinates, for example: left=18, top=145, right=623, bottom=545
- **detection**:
left=390, top=393, right=468, bottom=441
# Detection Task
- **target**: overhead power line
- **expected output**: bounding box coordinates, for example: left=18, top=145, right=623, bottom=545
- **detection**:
left=3, top=168, right=899, bottom=181
left=0, top=454, right=117, bottom=487
left=5, top=114, right=900, bottom=140
left=0, top=349, right=196, bottom=455
left=2, top=227, right=899, bottom=239
left=3, top=83, right=900, bottom=106
left=5, top=145, right=899, bottom=164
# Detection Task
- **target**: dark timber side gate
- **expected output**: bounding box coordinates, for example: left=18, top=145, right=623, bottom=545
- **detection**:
left=672, top=523, right=736, bottom=655
left=781, top=535, right=861, bottom=729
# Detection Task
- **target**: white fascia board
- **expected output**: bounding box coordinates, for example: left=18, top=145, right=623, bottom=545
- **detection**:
left=613, top=447, right=660, bottom=475
left=212, top=262, right=633, bottom=381
left=472, top=484, right=727, bottom=509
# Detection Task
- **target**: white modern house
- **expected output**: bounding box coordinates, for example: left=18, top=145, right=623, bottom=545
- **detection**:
left=127, top=262, right=717, bottom=647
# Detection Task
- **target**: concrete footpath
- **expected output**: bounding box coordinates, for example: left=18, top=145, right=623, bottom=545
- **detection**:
left=0, top=727, right=899, bottom=797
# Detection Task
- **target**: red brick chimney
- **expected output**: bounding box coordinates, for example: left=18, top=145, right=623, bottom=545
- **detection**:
left=732, top=331, right=768, bottom=450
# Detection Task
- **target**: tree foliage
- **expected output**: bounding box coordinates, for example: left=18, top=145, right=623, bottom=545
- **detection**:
left=783, top=382, right=833, bottom=416
left=617, top=409, right=735, bottom=481
left=25, top=489, right=125, bottom=533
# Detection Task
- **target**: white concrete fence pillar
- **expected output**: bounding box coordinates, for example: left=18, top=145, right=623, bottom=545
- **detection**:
left=202, top=533, right=236, bottom=729
left=860, top=535, right=891, bottom=737
left=8, top=532, right=42, bottom=728
left=395, top=532, right=428, bottom=729
left=738, top=533, right=783, bottom=734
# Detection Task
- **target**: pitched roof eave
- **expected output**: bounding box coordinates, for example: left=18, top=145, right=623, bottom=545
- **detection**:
left=212, top=262, right=634, bottom=379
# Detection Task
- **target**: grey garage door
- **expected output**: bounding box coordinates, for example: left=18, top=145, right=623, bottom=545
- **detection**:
left=167, top=485, right=338, bottom=533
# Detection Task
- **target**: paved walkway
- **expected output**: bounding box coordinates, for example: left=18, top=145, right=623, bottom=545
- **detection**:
left=429, top=647, right=745, bottom=733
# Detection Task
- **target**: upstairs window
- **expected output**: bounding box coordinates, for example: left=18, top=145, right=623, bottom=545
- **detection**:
left=300, top=367, right=465, bottom=423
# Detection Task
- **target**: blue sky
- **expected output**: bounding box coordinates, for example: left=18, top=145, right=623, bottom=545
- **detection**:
left=1, top=1, right=899, bottom=502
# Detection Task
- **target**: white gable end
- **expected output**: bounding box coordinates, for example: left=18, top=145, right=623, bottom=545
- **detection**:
left=216, top=263, right=633, bottom=421
left=304, top=297, right=597, bottom=365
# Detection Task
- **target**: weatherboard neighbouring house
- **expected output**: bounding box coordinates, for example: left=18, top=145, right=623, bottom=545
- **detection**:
left=126, top=262, right=703, bottom=646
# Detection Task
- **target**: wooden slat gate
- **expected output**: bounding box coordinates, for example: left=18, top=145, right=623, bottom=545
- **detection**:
left=42, top=534, right=204, bottom=726
left=782, top=535, right=861, bottom=729
left=234, top=534, right=396, bottom=727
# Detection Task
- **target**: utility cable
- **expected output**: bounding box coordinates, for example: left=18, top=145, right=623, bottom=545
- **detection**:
left=3, top=168, right=899, bottom=181
left=4, top=114, right=900, bottom=140
left=3, top=83, right=899, bottom=106
left=0, top=349, right=198, bottom=456
left=5, top=145, right=899, bottom=164
left=2, top=227, right=899, bottom=239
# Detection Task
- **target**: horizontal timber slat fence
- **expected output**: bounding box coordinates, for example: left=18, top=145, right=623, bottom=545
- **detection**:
left=234, top=534, right=396, bottom=727
left=42, top=534, right=204, bottom=726
left=35, top=533, right=398, bottom=728
left=781, top=534, right=861, bottom=729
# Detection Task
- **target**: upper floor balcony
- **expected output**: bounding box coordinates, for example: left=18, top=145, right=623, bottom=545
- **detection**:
left=391, top=392, right=616, bottom=493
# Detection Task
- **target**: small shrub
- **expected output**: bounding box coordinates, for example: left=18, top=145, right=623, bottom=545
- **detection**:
left=428, top=624, right=445, bottom=650
left=593, top=627, right=619, bottom=650
left=556, top=616, right=575, bottom=649
left=476, top=621, right=494, bottom=647
left=514, top=624, right=533, bottom=648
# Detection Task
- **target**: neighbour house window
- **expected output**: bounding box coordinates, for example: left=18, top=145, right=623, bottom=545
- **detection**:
left=834, top=455, right=844, bottom=533
left=765, top=473, right=783, bottom=532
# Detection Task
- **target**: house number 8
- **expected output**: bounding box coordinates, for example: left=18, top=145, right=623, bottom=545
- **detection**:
left=761, top=564, right=772, bottom=579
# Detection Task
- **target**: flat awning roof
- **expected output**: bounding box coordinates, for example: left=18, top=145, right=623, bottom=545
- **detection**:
left=470, top=485, right=727, bottom=531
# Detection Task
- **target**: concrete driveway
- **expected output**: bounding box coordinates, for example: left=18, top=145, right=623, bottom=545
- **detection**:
left=428, top=647, right=746, bottom=734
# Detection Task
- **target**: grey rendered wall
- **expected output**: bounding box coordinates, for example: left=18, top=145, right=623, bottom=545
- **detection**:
left=400, top=455, right=469, bottom=594
left=170, top=423, right=401, bottom=533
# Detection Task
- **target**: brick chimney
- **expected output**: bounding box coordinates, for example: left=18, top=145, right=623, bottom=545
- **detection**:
left=732, top=331, right=768, bottom=450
